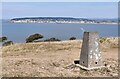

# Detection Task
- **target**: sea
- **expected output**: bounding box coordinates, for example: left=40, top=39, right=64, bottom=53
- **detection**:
left=2, top=22, right=118, bottom=43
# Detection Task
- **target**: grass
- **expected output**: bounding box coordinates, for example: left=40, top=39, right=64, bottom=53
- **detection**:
left=1, top=37, right=118, bottom=77
left=1, top=37, right=119, bottom=57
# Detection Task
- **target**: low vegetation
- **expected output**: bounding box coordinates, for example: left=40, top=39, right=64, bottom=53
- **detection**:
left=99, top=37, right=110, bottom=43
left=44, top=37, right=61, bottom=42
left=99, top=37, right=119, bottom=49
left=69, top=37, right=76, bottom=40
left=0, top=36, right=7, bottom=42
left=3, top=41, right=13, bottom=46
left=2, top=37, right=118, bottom=77
left=0, top=36, right=14, bottom=46
left=26, top=33, right=44, bottom=43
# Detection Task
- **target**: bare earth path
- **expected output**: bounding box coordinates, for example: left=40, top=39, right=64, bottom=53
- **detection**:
left=1, top=38, right=119, bottom=77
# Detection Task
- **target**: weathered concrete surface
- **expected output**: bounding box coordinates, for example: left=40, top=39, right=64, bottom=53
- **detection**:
left=79, top=32, right=104, bottom=69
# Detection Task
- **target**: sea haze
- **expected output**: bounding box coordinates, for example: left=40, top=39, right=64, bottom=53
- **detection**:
left=2, top=22, right=118, bottom=43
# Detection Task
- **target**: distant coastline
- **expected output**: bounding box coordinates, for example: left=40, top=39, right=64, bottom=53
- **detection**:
left=10, top=17, right=118, bottom=24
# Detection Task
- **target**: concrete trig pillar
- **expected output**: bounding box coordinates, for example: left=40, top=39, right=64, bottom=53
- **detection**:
left=79, top=32, right=104, bottom=70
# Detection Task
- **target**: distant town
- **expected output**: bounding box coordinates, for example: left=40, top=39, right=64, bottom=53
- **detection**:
left=10, top=17, right=118, bottom=24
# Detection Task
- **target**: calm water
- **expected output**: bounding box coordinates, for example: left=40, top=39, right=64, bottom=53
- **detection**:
left=2, top=22, right=118, bottom=43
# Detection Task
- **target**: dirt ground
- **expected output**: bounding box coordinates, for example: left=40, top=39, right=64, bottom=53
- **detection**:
left=1, top=37, right=119, bottom=77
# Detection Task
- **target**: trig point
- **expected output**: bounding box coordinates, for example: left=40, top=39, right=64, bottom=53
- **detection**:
left=79, top=32, right=104, bottom=70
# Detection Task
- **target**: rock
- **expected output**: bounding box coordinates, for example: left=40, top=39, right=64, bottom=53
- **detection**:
left=107, top=68, right=112, bottom=72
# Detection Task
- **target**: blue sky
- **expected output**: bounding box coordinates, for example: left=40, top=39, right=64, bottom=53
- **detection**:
left=2, top=2, right=118, bottom=19
left=1, top=0, right=120, bottom=2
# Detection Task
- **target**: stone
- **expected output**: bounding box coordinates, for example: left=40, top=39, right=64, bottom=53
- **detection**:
left=79, top=32, right=104, bottom=70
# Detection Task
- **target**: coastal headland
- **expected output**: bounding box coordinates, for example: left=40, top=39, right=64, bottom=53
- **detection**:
left=10, top=17, right=118, bottom=24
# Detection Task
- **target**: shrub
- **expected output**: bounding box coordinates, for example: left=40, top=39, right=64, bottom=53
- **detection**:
left=3, top=41, right=13, bottom=46
left=69, top=37, right=76, bottom=40
left=44, top=37, right=61, bottom=42
left=26, top=33, right=44, bottom=43
left=0, top=36, right=7, bottom=42
left=100, top=37, right=107, bottom=43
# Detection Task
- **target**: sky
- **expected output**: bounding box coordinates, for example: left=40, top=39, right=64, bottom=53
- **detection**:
left=1, top=0, right=120, bottom=2
left=2, top=2, right=118, bottom=19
